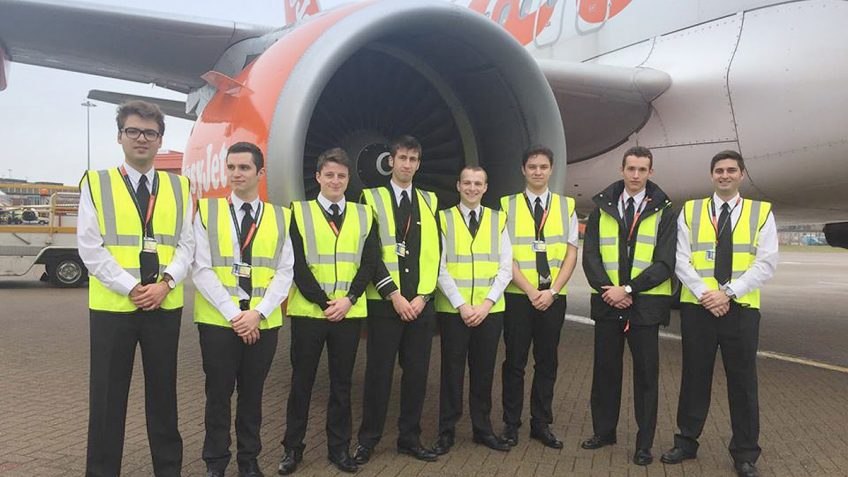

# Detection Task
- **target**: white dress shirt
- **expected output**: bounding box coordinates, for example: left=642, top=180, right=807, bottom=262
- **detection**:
left=524, top=187, right=580, bottom=247
left=390, top=180, right=413, bottom=207
left=617, top=188, right=648, bottom=218
left=437, top=203, right=513, bottom=309
left=192, top=192, right=294, bottom=321
left=316, top=192, right=346, bottom=215
left=77, top=162, right=195, bottom=296
left=675, top=193, right=779, bottom=300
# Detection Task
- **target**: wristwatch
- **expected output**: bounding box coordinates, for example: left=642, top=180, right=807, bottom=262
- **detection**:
left=623, top=284, right=633, bottom=294
left=724, top=287, right=736, bottom=299
left=163, top=275, right=176, bottom=290
left=346, top=293, right=358, bottom=305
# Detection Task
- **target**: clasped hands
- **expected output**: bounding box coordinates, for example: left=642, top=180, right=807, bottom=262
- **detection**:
left=601, top=285, right=632, bottom=309
left=129, top=281, right=171, bottom=311
left=699, top=289, right=731, bottom=317
left=457, top=300, right=494, bottom=327
left=391, top=293, right=427, bottom=322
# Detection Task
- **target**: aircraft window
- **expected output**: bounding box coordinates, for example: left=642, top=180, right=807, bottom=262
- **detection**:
left=498, top=2, right=512, bottom=24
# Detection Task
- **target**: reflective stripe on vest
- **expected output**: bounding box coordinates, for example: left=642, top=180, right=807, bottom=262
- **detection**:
left=193, top=198, right=289, bottom=329
left=501, top=193, right=574, bottom=295
left=680, top=198, right=771, bottom=309
left=597, top=208, right=671, bottom=296
left=82, top=168, right=188, bottom=312
left=435, top=206, right=506, bottom=313
left=287, top=200, right=372, bottom=318
left=362, top=187, right=439, bottom=299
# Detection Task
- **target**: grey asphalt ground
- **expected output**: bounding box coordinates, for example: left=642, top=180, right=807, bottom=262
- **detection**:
left=1, top=246, right=846, bottom=476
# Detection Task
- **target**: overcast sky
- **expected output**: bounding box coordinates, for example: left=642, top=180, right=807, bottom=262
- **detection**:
left=0, top=0, right=351, bottom=184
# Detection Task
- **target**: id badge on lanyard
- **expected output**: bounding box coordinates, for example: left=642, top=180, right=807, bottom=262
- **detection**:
left=142, top=237, right=158, bottom=254
left=532, top=240, right=547, bottom=253
left=232, top=263, right=252, bottom=278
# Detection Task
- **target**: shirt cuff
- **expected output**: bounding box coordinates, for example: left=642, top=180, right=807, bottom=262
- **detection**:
left=116, top=272, right=140, bottom=296
left=255, top=299, right=281, bottom=319
left=223, top=302, right=242, bottom=322
left=485, top=289, right=503, bottom=305
left=162, top=264, right=185, bottom=285
left=690, top=282, right=710, bottom=301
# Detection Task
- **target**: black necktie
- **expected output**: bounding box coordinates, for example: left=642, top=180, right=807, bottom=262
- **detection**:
left=136, top=175, right=151, bottom=234
left=534, top=196, right=551, bottom=286
left=468, top=209, right=479, bottom=237
left=714, top=202, right=733, bottom=285
left=136, top=174, right=158, bottom=285
left=330, top=203, right=341, bottom=232
left=624, top=197, right=635, bottom=234
left=239, top=203, right=254, bottom=295
left=398, top=190, right=411, bottom=238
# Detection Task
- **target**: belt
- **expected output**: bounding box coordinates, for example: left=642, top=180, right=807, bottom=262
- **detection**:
left=239, top=299, right=250, bottom=311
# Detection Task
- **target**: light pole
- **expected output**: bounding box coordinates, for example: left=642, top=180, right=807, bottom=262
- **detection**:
left=81, top=100, right=97, bottom=170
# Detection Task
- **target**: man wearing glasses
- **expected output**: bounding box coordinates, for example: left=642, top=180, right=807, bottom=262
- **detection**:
left=78, top=101, right=194, bottom=477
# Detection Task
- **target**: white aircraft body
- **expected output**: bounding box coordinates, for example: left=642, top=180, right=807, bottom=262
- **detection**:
left=0, top=0, right=846, bottom=243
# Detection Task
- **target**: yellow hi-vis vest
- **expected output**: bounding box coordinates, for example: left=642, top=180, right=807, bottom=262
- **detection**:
left=287, top=200, right=373, bottom=319
left=596, top=208, right=672, bottom=295
left=435, top=206, right=507, bottom=314
left=362, top=187, right=439, bottom=299
left=501, top=193, right=575, bottom=295
left=680, top=198, right=772, bottom=309
left=193, top=198, right=290, bottom=329
left=82, top=168, right=189, bottom=312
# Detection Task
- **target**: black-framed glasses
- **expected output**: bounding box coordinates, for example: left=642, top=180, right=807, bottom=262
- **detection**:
left=122, top=127, right=161, bottom=141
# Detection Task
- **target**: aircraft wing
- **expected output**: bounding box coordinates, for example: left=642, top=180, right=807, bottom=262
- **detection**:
left=0, top=0, right=273, bottom=93
left=538, top=60, right=671, bottom=163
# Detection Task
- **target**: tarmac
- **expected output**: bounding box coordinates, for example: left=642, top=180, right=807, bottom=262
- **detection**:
left=1, top=248, right=847, bottom=476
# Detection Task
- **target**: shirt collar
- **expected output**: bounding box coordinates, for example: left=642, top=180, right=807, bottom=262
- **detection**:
left=525, top=188, right=550, bottom=206
left=317, top=192, right=345, bottom=213
left=458, top=202, right=482, bottom=220
left=230, top=193, right=260, bottom=217
left=122, top=162, right=155, bottom=188
left=390, top=180, right=414, bottom=206
left=622, top=188, right=646, bottom=205
left=712, top=193, right=741, bottom=211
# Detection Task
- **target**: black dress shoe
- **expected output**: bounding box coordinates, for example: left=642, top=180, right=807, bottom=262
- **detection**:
left=473, top=433, right=511, bottom=452
left=206, top=469, right=225, bottom=477
left=502, top=425, right=519, bottom=447
left=328, top=449, right=359, bottom=474
left=432, top=432, right=455, bottom=455
left=278, top=448, right=303, bottom=475
left=530, top=426, right=564, bottom=449
left=352, top=444, right=373, bottom=465
left=397, top=444, right=438, bottom=462
left=734, top=461, right=759, bottom=477
left=660, top=446, right=696, bottom=464
left=580, top=435, right=617, bottom=450
left=633, top=449, right=653, bottom=466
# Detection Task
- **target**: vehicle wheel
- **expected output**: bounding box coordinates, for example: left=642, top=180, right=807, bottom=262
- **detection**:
left=49, top=255, right=88, bottom=287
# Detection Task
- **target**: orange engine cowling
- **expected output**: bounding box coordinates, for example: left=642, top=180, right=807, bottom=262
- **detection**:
left=182, top=0, right=564, bottom=208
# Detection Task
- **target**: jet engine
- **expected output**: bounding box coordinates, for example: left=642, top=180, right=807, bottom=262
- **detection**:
left=182, top=1, right=564, bottom=208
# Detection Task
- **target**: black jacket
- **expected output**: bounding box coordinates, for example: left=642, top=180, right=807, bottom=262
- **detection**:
left=582, top=180, right=677, bottom=326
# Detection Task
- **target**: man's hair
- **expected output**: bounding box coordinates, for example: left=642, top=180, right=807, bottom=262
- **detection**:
left=710, top=150, right=746, bottom=172
left=227, top=142, right=264, bottom=170
left=521, top=145, right=554, bottom=167
left=622, top=146, right=653, bottom=169
left=459, top=165, right=488, bottom=183
left=116, top=100, right=165, bottom=135
left=389, top=135, right=422, bottom=158
left=316, top=147, right=351, bottom=173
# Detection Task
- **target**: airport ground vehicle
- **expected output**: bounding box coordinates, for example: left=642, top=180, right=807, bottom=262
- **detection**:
left=0, top=192, right=87, bottom=287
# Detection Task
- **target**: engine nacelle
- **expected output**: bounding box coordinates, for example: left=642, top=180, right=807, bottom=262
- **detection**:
left=182, top=0, right=563, bottom=208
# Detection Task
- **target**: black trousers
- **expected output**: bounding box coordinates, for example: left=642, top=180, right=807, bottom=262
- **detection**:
left=198, top=324, right=278, bottom=472
left=86, top=308, right=183, bottom=477
left=674, top=303, right=761, bottom=464
left=438, top=311, right=504, bottom=436
left=358, top=308, right=436, bottom=448
left=501, top=293, right=567, bottom=430
left=283, top=317, right=361, bottom=453
left=589, top=320, right=659, bottom=449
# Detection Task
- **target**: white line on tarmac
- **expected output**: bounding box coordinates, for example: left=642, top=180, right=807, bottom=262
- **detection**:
left=564, top=314, right=848, bottom=374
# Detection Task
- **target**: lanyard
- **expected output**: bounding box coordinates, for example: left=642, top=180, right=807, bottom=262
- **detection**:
left=524, top=192, right=551, bottom=240
left=709, top=196, right=741, bottom=243
left=119, top=166, right=158, bottom=236
left=621, top=193, right=650, bottom=242
left=228, top=198, right=262, bottom=254
left=325, top=203, right=342, bottom=237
